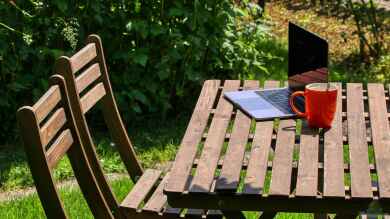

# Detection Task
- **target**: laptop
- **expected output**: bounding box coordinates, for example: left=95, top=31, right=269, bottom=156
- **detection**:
left=224, top=22, right=329, bottom=120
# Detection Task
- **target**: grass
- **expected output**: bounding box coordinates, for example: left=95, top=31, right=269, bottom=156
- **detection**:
left=0, top=113, right=189, bottom=191
left=0, top=177, right=133, bottom=219
left=3, top=0, right=387, bottom=192
left=1, top=2, right=388, bottom=218
left=0, top=176, right=315, bottom=219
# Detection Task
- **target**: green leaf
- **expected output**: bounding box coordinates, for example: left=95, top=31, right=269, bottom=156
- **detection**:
left=132, top=49, right=149, bottom=66
left=169, top=8, right=184, bottom=17
left=132, top=103, right=142, bottom=113
left=8, top=82, right=26, bottom=92
left=150, top=24, right=165, bottom=36
left=131, top=90, right=149, bottom=105
left=157, top=70, right=170, bottom=80
left=126, top=21, right=133, bottom=31
left=54, top=0, right=68, bottom=13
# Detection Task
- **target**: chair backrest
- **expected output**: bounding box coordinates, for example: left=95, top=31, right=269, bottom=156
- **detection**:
left=54, top=34, right=144, bottom=215
left=17, top=75, right=113, bottom=219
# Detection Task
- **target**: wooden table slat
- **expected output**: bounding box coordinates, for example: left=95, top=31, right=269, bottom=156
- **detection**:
left=295, top=122, right=320, bottom=197
left=347, top=83, right=372, bottom=198
left=323, top=83, right=345, bottom=197
left=165, top=80, right=221, bottom=193
left=243, top=81, right=279, bottom=195
left=164, top=80, right=390, bottom=214
left=189, top=80, right=241, bottom=193
left=215, top=80, right=258, bottom=192
left=142, top=173, right=170, bottom=213
left=368, top=84, right=390, bottom=198
left=269, top=86, right=297, bottom=195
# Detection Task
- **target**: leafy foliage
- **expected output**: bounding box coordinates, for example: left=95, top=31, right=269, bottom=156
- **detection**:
left=0, top=0, right=273, bottom=142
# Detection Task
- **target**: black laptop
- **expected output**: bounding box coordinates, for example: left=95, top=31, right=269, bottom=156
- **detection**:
left=224, top=22, right=329, bottom=120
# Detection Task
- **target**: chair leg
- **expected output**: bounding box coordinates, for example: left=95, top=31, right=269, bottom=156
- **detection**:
left=259, top=212, right=277, bottom=219
left=222, top=211, right=246, bottom=219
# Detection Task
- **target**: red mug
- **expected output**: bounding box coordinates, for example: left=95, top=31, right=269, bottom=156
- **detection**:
left=289, top=83, right=338, bottom=128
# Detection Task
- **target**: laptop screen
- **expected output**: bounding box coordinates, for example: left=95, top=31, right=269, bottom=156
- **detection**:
left=288, top=22, right=329, bottom=90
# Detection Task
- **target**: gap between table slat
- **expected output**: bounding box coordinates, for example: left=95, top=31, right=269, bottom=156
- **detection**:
left=367, top=84, right=390, bottom=198
left=269, top=117, right=296, bottom=196
left=189, top=80, right=241, bottom=193
left=165, top=80, right=221, bottom=193
left=295, top=122, right=320, bottom=197
left=243, top=81, right=279, bottom=195
left=347, top=83, right=372, bottom=198
left=323, top=83, right=345, bottom=198
left=215, top=80, right=258, bottom=192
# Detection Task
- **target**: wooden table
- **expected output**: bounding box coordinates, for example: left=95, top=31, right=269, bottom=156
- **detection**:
left=164, top=80, right=390, bottom=218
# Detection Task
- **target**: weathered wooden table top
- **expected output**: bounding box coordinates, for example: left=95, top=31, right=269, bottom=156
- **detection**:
left=164, top=80, right=390, bottom=214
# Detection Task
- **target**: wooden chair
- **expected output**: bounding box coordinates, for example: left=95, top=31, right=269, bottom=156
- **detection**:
left=17, top=75, right=114, bottom=219
left=55, top=35, right=222, bottom=219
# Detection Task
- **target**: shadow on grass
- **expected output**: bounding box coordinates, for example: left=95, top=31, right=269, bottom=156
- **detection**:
left=0, top=111, right=191, bottom=191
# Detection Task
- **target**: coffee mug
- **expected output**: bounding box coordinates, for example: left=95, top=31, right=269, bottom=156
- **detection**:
left=289, top=83, right=338, bottom=128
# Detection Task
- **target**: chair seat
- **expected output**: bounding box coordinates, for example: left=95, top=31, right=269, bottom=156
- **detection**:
left=119, top=169, right=222, bottom=219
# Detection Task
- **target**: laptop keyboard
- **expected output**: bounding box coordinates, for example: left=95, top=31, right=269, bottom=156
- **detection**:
left=256, top=88, right=305, bottom=114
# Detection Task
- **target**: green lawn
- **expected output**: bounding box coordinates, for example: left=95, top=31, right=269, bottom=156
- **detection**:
left=0, top=176, right=315, bottom=219
left=0, top=177, right=132, bottom=219
left=1, top=4, right=387, bottom=216
left=0, top=113, right=189, bottom=191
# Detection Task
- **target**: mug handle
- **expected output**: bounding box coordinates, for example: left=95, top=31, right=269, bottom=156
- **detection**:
left=289, top=91, right=306, bottom=117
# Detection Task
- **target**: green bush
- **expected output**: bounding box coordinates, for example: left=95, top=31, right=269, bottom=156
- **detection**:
left=0, top=0, right=272, bottom=143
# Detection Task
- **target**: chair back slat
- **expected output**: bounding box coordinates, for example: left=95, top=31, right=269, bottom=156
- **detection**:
left=33, top=85, right=61, bottom=124
left=46, top=129, right=74, bottom=169
left=80, top=82, right=106, bottom=113
left=18, top=75, right=114, bottom=219
left=56, top=34, right=144, bottom=216
left=18, top=105, right=67, bottom=219
left=85, top=34, right=144, bottom=179
left=70, top=43, right=97, bottom=73
left=40, top=107, right=67, bottom=146
left=56, top=56, right=121, bottom=215
left=76, top=63, right=101, bottom=93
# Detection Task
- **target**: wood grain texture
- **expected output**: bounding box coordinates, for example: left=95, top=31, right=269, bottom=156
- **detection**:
left=57, top=55, right=120, bottom=214
left=367, top=84, right=390, bottom=198
left=269, top=118, right=296, bottom=196
left=80, top=82, right=106, bottom=113
left=347, top=83, right=372, bottom=198
left=40, top=108, right=66, bottom=147
left=70, top=43, right=97, bottom=73
left=33, top=85, right=61, bottom=124
left=215, top=80, right=258, bottom=192
left=46, top=129, right=74, bottom=170
left=295, top=122, right=319, bottom=197
left=243, top=80, right=278, bottom=195
left=142, top=173, right=170, bottom=213
left=165, top=80, right=220, bottom=193
left=323, top=83, right=345, bottom=198
left=75, top=63, right=101, bottom=93
left=86, top=34, right=144, bottom=181
left=17, top=106, right=68, bottom=219
left=49, top=75, right=115, bottom=219
left=121, top=169, right=162, bottom=210
left=189, top=80, right=240, bottom=193
left=19, top=75, right=115, bottom=219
